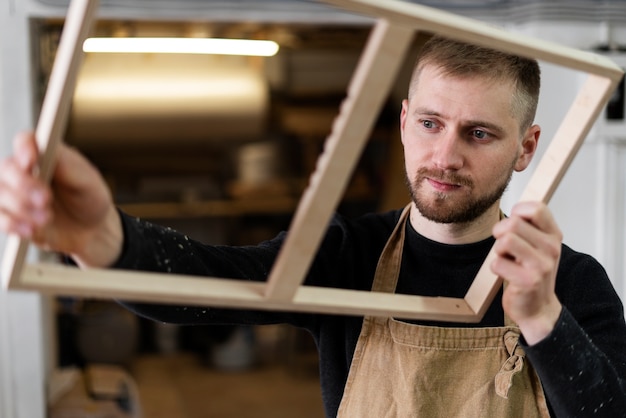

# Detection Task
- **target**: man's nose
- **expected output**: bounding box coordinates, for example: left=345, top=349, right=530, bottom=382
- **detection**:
left=432, top=131, right=464, bottom=170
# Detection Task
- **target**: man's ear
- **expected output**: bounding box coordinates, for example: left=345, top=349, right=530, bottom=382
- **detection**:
left=514, top=124, right=541, bottom=172
left=400, top=99, right=409, bottom=146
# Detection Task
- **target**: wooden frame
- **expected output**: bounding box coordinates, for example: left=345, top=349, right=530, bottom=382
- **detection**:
left=2, top=0, right=623, bottom=322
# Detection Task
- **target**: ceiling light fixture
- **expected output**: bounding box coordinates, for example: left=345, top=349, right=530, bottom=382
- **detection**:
left=83, top=37, right=280, bottom=57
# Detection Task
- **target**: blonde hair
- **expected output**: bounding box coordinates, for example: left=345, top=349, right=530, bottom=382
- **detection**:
left=409, top=35, right=541, bottom=132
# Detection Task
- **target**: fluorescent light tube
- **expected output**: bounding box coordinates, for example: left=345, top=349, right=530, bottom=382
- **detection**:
left=83, top=37, right=280, bottom=56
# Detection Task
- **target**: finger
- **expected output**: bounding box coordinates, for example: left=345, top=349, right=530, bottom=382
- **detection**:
left=492, top=256, right=531, bottom=288
left=0, top=156, right=50, bottom=210
left=493, top=214, right=562, bottom=260
left=0, top=211, right=34, bottom=238
left=508, top=201, right=562, bottom=237
left=492, top=218, right=559, bottom=291
left=492, top=233, right=553, bottom=285
left=0, top=160, right=51, bottom=235
left=493, top=226, right=531, bottom=263
left=13, top=131, right=40, bottom=173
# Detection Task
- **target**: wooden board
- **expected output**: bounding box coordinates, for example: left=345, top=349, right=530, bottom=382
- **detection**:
left=2, top=0, right=623, bottom=322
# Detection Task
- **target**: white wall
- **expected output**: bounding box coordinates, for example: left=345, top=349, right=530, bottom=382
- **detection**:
left=0, top=1, right=51, bottom=417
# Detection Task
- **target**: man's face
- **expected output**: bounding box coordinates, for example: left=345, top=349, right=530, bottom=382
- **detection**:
left=400, top=65, right=538, bottom=224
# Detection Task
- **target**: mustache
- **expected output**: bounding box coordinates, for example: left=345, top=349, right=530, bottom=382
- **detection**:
left=415, top=167, right=473, bottom=188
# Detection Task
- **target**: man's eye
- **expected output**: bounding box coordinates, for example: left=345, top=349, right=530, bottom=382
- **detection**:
left=472, top=129, right=489, bottom=140
left=422, top=120, right=435, bottom=129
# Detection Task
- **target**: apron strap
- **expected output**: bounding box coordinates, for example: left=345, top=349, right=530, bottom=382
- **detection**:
left=371, top=204, right=411, bottom=293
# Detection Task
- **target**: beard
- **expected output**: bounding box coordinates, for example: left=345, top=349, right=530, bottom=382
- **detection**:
left=406, top=166, right=513, bottom=224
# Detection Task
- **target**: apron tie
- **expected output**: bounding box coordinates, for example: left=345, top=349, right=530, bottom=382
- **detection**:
left=495, top=329, right=526, bottom=399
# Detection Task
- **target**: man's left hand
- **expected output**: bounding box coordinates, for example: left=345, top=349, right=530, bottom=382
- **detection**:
left=491, top=201, right=563, bottom=345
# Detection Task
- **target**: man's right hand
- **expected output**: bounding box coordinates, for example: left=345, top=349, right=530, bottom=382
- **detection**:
left=0, top=131, right=123, bottom=268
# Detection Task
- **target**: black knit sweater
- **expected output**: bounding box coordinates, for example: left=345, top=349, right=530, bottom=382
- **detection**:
left=114, top=209, right=626, bottom=417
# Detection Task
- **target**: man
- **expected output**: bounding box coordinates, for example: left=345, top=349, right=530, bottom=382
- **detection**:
left=1, top=36, right=625, bottom=417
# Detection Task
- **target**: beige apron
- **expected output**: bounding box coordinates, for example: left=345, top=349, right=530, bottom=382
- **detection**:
left=337, top=205, right=550, bottom=417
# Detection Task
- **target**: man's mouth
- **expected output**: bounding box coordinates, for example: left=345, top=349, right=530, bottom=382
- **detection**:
left=426, top=178, right=462, bottom=192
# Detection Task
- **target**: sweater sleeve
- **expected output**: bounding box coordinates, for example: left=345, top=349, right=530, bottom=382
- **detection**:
left=111, top=210, right=312, bottom=327
left=112, top=210, right=281, bottom=278
left=523, top=308, right=626, bottom=417
left=522, top=249, right=626, bottom=418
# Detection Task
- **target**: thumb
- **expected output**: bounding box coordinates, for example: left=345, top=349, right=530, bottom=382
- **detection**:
left=13, top=131, right=40, bottom=173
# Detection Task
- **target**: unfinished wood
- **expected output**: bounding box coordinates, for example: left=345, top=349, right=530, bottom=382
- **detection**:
left=323, top=0, right=623, bottom=79
left=1, top=0, right=99, bottom=290
left=264, top=19, right=415, bottom=301
left=2, top=0, right=623, bottom=322
left=18, top=263, right=478, bottom=322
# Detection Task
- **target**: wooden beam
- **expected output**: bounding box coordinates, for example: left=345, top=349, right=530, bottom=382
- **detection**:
left=323, top=0, right=623, bottom=79
left=263, top=19, right=415, bottom=301
left=17, top=263, right=479, bottom=322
